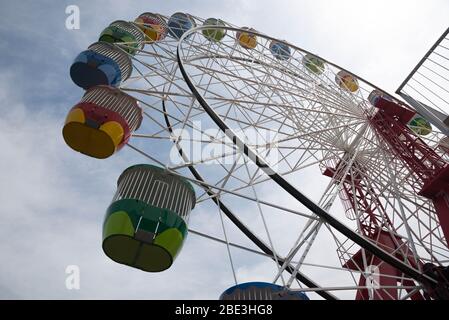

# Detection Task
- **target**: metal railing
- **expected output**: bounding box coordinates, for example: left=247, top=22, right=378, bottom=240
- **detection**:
left=396, top=27, right=449, bottom=136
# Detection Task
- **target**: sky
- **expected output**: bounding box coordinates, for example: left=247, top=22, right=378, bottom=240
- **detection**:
left=0, top=0, right=448, bottom=300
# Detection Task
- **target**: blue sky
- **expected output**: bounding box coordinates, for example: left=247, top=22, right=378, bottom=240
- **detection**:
left=0, top=0, right=448, bottom=299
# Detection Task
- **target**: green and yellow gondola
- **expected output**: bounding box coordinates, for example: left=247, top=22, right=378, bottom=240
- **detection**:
left=102, top=165, right=196, bottom=272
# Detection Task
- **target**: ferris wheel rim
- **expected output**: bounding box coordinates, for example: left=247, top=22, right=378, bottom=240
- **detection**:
left=174, top=25, right=439, bottom=289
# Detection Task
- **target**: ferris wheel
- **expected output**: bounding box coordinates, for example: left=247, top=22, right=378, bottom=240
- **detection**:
left=63, top=12, right=449, bottom=300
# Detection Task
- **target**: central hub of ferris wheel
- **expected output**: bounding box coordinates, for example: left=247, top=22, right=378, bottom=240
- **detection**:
left=62, top=11, right=449, bottom=300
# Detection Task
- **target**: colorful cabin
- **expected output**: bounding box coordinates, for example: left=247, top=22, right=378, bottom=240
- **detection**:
left=134, top=12, right=167, bottom=42
left=269, top=40, right=291, bottom=61
left=220, top=282, right=309, bottom=300
left=407, top=114, right=432, bottom=136
left=167, top=12, right=196, bottom=39
left=368, top=89, right=416, bottom=124
left=367, top=89, right=394, bottom=107
left=202, top=18, right=226, bottom=42
left=99, top=20, right=145, bottom=55
left=302, top=54, right=325, bottom=75
left=103, top=165, right=196, bottom=272
left=62, top=85, right=142, bottom=159
left=335, top=70, right=359, bottom=93
left=70, top=42, right=133, bottom=89
left=236, top=27, right=257, bottom=49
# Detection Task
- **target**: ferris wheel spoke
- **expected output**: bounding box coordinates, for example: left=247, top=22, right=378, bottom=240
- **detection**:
left=135, top=98, right=239, bottom=153
left=129, top=61, right=191, bottom=97
left=189, top=61, right=363, bottom=120
left=285, top=162, right=366, bottom=287
left=201, top=81, right=362, bottom=139
left=205, top=153, right=335, bottom=198
left=207, top=96, right=365, bottom=121
left=188, top=228, right=271, bottom=258
left=127, top=141, right=317, bottom=221
left=190, top=227, right=425, bottom=288
left=274, top=220, right=323, bottom=285
left=134, top=46, right=177, bottom=62
left=123, top=87, right=192, bottom=99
